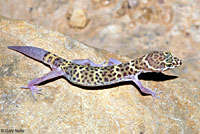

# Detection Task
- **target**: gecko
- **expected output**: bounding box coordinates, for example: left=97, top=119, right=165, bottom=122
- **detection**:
left=8, top=46, right=182, bottom=99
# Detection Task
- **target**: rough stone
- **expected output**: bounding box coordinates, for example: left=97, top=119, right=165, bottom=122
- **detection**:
left=0, top=16, right=200, bottom=134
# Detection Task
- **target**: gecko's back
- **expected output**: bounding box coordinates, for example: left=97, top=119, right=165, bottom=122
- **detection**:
left=43, top=51, right=124, bottom=86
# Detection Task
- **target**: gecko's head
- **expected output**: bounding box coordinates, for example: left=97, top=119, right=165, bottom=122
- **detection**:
left=144, top=51, right=182, bottom=72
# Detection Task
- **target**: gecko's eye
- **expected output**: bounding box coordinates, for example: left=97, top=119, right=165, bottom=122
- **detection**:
left=165, top=52, right=171, bottom=55
left=165, top=52, right=172, bottom=58
left=166, top=58, right=172, bottom=63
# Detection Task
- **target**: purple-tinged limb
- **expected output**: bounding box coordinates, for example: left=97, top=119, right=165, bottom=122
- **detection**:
left=22, top=69, right=64, bottom=100
left=71, top=59, right=106, bottom=67
left=71, top=58, right=122, bottom=67
left=107, top=58, right=122, bottom=66
left=129, top=75, right=162, bottom=99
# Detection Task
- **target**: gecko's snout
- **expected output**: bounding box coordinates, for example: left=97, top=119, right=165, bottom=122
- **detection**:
left=172, top=57, right=182, bottom=67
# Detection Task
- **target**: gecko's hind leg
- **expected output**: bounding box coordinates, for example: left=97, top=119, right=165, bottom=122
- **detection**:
left=71, top=59, right=106, bottom=67
left=22, top=69, right=64, bottom=100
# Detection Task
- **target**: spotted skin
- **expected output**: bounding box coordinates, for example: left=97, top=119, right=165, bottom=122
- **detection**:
left=8, top=46, right=182, bottom=99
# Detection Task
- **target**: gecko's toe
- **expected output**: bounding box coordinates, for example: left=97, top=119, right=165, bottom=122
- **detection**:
left=21, top=85, right=42, bottom=100
left=30, top=86, right=42, bottom=94
left=21, top=86, right=28, bottom=89
left=30, top=86, right=43, bottom=100
left=152, top=88, right=162, bottom=99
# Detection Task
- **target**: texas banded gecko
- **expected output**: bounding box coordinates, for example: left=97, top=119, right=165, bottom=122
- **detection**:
left=8, top=46, right=182, bottom=99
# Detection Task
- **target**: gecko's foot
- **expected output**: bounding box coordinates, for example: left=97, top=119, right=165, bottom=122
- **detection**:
left=151, top=88, right=162, bottom=99
left=21, top=85, right=42, bottom=100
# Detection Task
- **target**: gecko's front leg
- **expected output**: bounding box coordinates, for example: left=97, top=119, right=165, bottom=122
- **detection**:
left=125, top=75, right=162, bottom=99
left=22, top=69, right=64, bottom=99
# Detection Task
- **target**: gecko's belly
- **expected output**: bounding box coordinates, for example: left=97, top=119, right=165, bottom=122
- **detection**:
left=74, top=80, right=121, bottom=87
left=69, top=77, right=124, bottom=87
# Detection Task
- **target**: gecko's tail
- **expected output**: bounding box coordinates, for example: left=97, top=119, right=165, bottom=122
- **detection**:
left=8, top=46, right=48, bottom=62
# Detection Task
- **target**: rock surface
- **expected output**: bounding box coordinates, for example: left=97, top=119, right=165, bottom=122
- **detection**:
left=0, top=16, right=200, bottom=134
